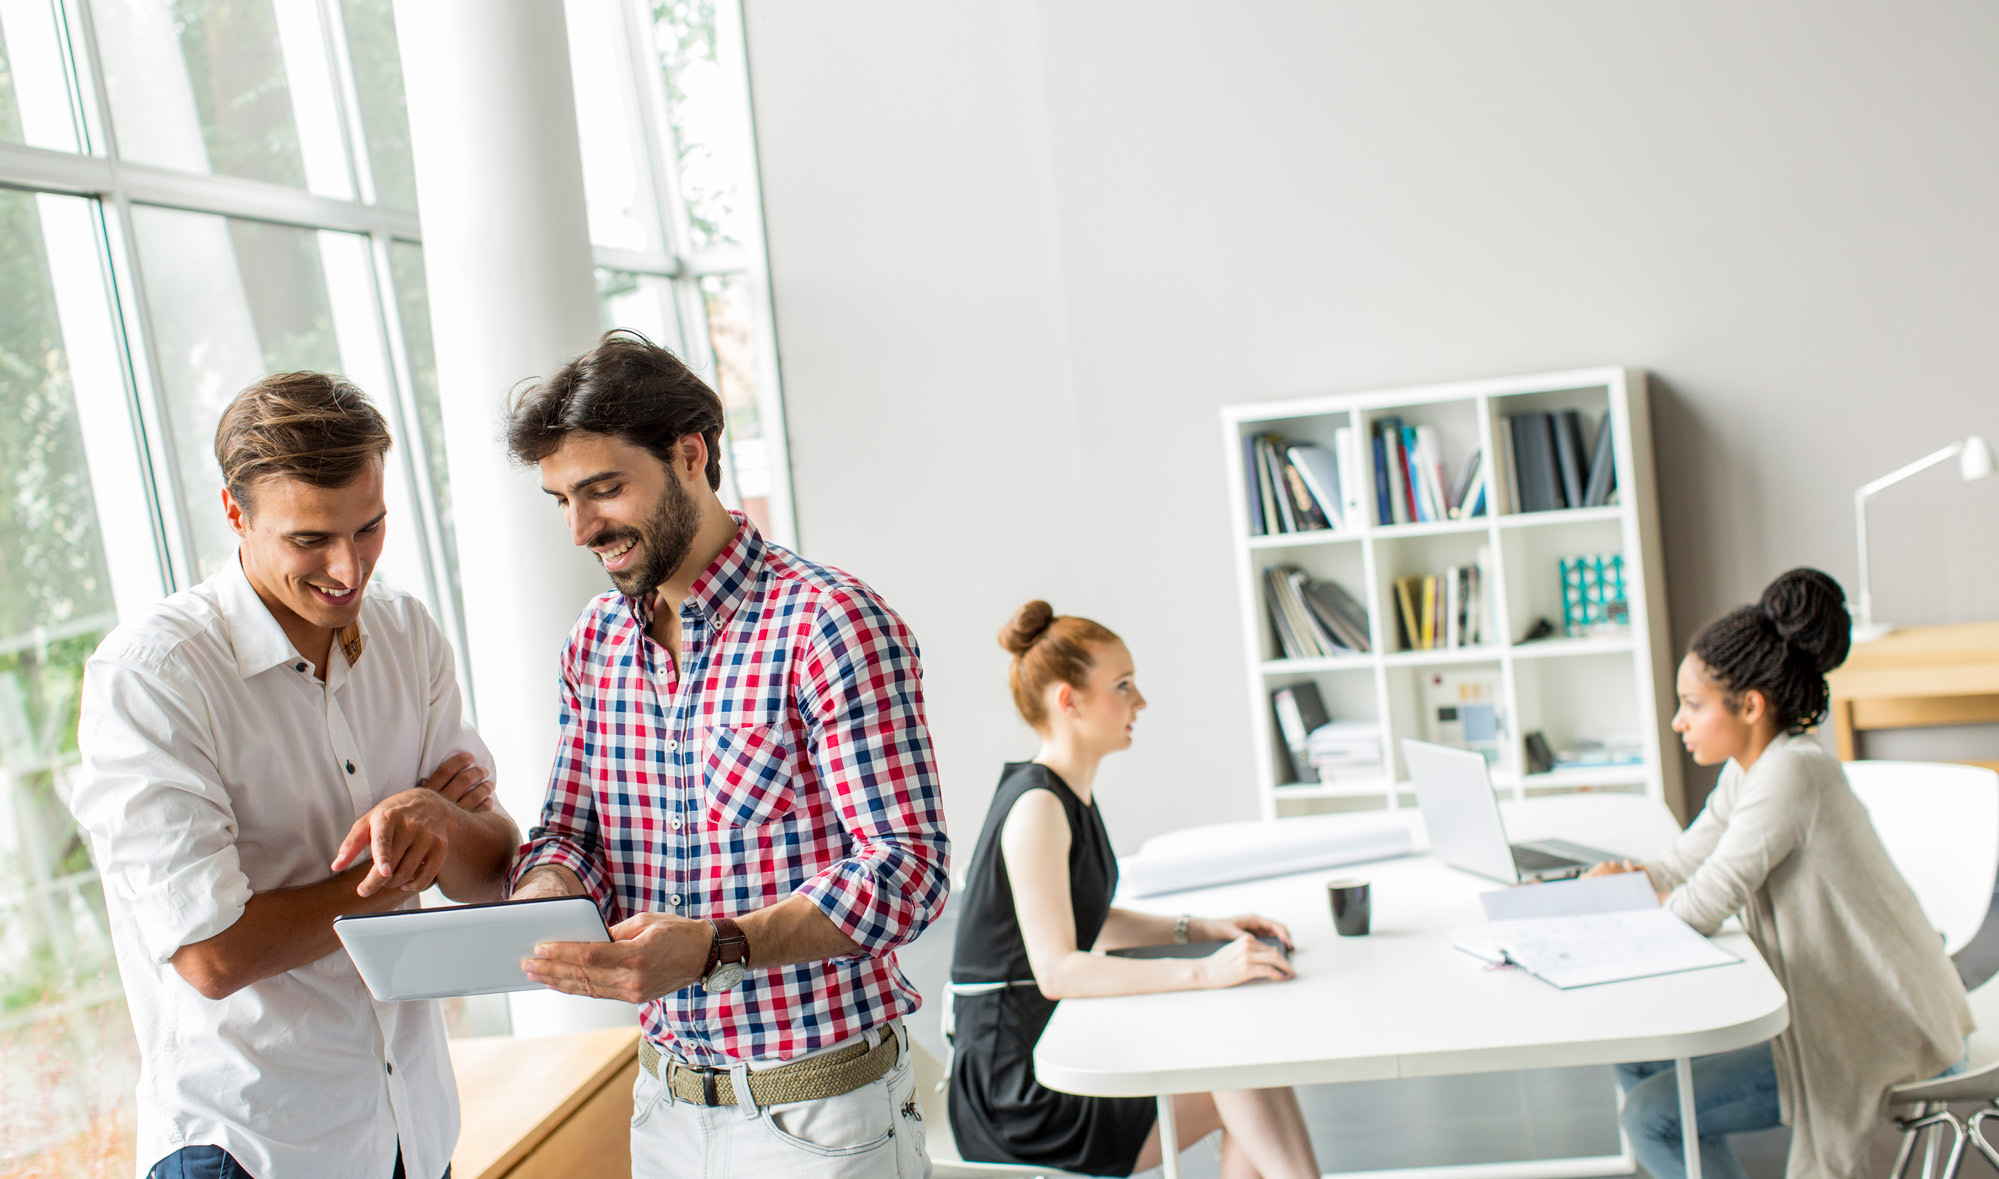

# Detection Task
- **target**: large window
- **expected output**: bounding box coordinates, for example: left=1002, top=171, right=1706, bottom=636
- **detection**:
left=571, top=0, right=792, bottom=540
left=0, top=2, right=789, bottom=1173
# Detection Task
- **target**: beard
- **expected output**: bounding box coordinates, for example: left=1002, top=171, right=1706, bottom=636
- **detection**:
left=593, top=476, right=702, bottom=599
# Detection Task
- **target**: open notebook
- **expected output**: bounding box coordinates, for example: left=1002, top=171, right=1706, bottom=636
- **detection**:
left=1453, top=873, right=1738, bottom=989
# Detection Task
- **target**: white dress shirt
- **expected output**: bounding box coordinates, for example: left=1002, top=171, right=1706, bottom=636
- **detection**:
left=72, top=555, right=495, bottom=1179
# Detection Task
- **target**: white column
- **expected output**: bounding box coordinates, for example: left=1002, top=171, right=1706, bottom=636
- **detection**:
left=395, top=0, right=628, bottom=1034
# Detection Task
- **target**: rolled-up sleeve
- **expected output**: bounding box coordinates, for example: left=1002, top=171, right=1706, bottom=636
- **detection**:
left=507, top=624, right=618, bottom=925
left=74, top=648, right=252, bottom=963
left=792, top=589, right=949, bottom=955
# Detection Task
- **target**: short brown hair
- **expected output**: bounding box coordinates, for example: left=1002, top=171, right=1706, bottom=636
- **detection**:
left=505, top=330, right=725, bottom=489
left=999, top=601, right=1121, bottom=730
left=214, top=372, right=393, bottom=510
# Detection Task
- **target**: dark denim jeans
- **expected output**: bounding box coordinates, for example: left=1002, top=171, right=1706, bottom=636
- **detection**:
left=147, top=1144, right=449, bottom=1179
left=1616, top=1043, right=1782, bottom=1179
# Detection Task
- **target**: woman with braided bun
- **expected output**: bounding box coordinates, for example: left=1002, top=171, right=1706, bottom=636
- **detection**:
left=1589, top=568, right=1971, bottom=1179
left=946, top=601, right=1319, bottom=1178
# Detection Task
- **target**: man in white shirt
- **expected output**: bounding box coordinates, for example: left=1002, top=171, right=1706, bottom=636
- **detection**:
left=70, top=373, right=518, bottom=1179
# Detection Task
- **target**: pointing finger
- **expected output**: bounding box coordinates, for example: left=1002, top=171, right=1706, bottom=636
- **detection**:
left=331, top=814, right=373, bottom=872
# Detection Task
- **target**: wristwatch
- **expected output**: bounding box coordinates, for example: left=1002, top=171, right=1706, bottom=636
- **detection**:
left=701, top=916, right=750, bottom=993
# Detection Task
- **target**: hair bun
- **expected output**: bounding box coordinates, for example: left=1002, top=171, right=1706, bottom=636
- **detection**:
left=999, top=600, right=1057, bottom=657
left=1760, top=567, right=1851, bottom=675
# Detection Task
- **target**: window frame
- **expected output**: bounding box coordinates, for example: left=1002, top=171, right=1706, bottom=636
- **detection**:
left=0, top=0, right=795, bottom=1161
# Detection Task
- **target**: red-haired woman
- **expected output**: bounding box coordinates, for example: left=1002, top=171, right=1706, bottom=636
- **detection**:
left=946, top=602, right=1319, bottom=1179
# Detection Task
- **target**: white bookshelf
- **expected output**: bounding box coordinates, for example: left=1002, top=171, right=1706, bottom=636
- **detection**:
left=1223, top=367, right=1683, bottom=820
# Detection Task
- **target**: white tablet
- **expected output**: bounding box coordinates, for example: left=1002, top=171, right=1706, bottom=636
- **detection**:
left=334, top=896, right=610, bottom=1002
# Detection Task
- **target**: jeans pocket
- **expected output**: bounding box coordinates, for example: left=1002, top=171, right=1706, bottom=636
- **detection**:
left=631, top=1065, right=666, bottom=1129
left=888, top=1054, right=925, bottom=1169
left=760, top=1077, right=897, bottom=1158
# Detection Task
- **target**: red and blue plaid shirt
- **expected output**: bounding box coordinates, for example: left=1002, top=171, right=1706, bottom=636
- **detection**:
left=510, top=514, right=948, bottom=1064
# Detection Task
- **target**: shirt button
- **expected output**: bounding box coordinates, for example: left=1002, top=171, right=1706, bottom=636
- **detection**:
left=386, top=1062, right=395, bottom=1075
left=295, top=662, right=307, bottom=673
left=670, top=894, right=683, bottom=906
left=345, top=761, right=356, bottom=775
left=671, top=816, right=683, bottom=830
left=666, top=738, right=678, bottom=752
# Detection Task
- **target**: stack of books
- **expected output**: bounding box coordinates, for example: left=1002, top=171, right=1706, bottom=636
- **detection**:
left=1553, top=733, right=1644, bottom=769
left=1263, top=566, right=1370, bottom=659
left=1306, top=720, right=1385, bottom=782
left=1243, top=431, right=1364, bottom=536
left=1370, top=416, right=1488, bottom=526
left=1391, top=563, right=1487, bottom=651
left=1499, top=409, right=1617, bottom=513
left=1269, top=681, right=1384, bottom=783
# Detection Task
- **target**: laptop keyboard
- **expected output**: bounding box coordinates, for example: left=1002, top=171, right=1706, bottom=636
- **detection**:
left=1511, top=845, right=1578, bottom=873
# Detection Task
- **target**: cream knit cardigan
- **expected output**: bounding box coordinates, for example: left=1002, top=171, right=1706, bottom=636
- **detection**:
left=1646, top=732, right=1973, bottom=1179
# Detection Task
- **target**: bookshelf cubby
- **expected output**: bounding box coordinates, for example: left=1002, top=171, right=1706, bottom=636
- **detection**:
left=1223, top=367, right=1682, bottom=820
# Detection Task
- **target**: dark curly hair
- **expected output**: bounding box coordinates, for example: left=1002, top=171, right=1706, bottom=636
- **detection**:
left=1688, top=568, right=1852, bottom=734
left=504, top=330, right=725, bottom=489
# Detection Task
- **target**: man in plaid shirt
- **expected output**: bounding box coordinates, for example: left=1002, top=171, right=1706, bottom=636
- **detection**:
left=504, top=331, right=948, bottom=1177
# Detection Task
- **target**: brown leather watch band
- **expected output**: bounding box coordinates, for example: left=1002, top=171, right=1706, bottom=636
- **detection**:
left=709, top=916, right=748, bottom=970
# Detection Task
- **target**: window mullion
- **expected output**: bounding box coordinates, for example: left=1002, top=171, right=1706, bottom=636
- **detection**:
left=97, top=189, right=199, bottom=592
left=317, top=0, right=377, bottom=205
left=367, top=232, right=473, bottom=709
left=619, top=0, right=696, bottom=270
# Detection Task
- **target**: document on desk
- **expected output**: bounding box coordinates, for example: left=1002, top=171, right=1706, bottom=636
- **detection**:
left=1117, top=817, right=1413, bottom=898
left=1474, top=873, right=1738, bottom=989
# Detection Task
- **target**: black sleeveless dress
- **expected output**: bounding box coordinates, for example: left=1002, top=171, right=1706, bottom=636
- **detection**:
left=948, top=762, right=1158, bottom=1176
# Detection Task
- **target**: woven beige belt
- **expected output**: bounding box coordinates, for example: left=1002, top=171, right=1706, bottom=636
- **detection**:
left=639, top=1030, right=900, bottom=1107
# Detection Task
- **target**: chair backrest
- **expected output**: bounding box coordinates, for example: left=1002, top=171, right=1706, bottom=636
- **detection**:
left=1845, top=760, right=1999, bottom=956
left=906, top=1037, right=1102, bottom=1178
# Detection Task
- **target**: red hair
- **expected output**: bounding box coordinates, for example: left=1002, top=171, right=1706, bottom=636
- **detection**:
left=999, top=600, right=1120, bottom=730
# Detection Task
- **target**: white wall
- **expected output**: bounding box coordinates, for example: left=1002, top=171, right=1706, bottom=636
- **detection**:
left=745, top=1, right=1999, bottom=849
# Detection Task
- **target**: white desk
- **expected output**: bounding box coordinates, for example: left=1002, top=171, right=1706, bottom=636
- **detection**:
left=1034, top=796, right=1788, bottom=1179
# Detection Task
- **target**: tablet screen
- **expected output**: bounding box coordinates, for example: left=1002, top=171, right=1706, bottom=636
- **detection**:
left=335, top=896, right=611, bottom=1002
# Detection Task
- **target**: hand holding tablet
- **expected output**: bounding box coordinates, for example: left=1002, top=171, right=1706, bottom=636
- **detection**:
left=334, top=896, right=610, bottom=1002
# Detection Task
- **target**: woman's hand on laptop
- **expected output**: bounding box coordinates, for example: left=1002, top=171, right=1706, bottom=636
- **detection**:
left=1582, top=858, right=1642, bottom=879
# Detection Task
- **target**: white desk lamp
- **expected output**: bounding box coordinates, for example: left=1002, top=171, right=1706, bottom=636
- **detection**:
left=1852, top=434, right=1994, bottom=642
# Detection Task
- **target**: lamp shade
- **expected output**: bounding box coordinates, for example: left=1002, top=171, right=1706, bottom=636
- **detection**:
left=1962, top=435, right=1994, bottom=481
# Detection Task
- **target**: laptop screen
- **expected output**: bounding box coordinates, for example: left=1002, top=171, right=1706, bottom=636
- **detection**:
left=1403, top=738, right=1519, bottom=883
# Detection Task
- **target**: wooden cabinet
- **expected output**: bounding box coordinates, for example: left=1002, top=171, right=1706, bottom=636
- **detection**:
left=1827, top=621, right=1999, bottom=772
left=449, top=1027, right=639, bottom=1179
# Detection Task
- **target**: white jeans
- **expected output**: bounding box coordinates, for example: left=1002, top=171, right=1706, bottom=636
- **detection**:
left=630, top=1021, right=929, bottom=1179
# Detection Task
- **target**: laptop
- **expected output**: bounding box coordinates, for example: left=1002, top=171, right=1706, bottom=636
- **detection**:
left=1402, top=738, right=1623, bottom=883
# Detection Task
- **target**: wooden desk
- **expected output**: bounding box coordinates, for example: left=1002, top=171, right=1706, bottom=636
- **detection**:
left=450, top=1026, right=639, bottom=1179
left=1828, top=621, right=1999, bottom=772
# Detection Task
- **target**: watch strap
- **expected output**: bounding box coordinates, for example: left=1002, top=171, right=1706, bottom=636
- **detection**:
left=710, top=916, right=748, bottom=971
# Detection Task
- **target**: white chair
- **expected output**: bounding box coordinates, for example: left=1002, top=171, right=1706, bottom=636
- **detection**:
left=1844, top=760, right=1999, bottom=1178
left=1884, top=978, right=1999, bottom=1179
left=1846, top=760, right=1999, bottom=957
left=908, top=1037, right=1099, bottom=1179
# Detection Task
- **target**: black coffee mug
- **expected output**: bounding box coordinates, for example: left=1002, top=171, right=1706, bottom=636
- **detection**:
left=1327, top=878, right=1371, bottom=936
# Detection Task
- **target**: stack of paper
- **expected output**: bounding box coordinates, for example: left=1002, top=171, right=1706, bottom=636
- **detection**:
left=1457, top=873, right=1738, bottom=989
left=1306, top=721, right=1384, bottom=780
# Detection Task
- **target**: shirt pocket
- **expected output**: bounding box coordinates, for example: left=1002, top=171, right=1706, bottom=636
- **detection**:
left=704, top=723, right=797, bottom=827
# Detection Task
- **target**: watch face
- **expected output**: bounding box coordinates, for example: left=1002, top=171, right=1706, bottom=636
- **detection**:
left=704, top=961, right=748, bottom=993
